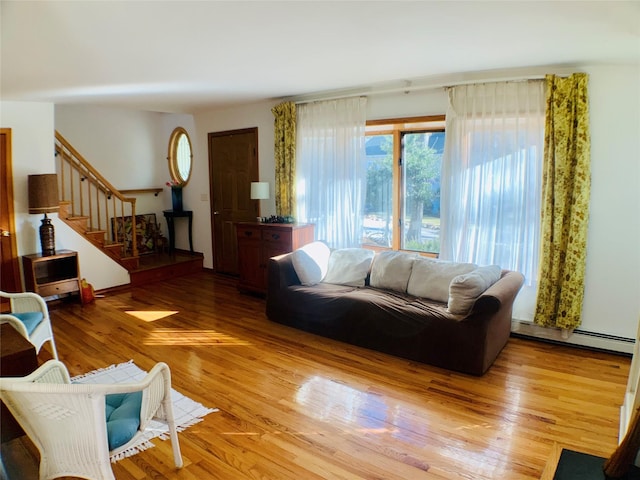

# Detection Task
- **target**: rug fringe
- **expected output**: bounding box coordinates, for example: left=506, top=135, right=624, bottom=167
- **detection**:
left=110, top=439, right=155, bottom=463
left=72, top=360, right=217, bottom=464
left=71, top=359, right=134, bottom=382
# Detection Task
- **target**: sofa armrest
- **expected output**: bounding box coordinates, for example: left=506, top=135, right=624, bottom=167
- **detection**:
left=268, top=252, right=301, bottom=292
left=470, top=270, right=525, bottom=315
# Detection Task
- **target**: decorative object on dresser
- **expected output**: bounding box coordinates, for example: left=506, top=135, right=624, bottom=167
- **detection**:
left=22, top=249, right=81, bottom=300
left=236, top=222, right=314, bottom=295
left=28, top=173, right=59, bottom=256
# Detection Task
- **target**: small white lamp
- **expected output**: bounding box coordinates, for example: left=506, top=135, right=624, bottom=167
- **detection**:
left=250, top=182, right=270, bottom=223
left=250, top=182, right=270, bottom=201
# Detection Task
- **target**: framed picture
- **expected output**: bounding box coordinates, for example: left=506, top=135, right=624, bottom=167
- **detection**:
left=111, top=213, right=158, bottom=255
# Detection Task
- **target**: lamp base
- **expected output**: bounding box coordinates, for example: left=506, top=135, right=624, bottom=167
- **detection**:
left=40, top=214, right=55, bottom=256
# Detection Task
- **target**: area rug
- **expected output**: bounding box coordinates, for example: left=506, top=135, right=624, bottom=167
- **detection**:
left=72, top=359, right=218, bottom=462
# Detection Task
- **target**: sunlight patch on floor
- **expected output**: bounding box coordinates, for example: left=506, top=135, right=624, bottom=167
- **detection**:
left=144, top=328, right=252, bottom=346
left=126, top=310, right=179, bottom=322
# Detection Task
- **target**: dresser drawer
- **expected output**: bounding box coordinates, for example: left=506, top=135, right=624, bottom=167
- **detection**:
left=38, top=279, right=79, bottom=297
left=262, top=228, right=292, bottom=246
left=237, top=225, right=262, bottom=241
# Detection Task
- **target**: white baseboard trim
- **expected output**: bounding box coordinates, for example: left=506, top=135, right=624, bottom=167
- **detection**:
left=511, top=320, right=635, bottom=355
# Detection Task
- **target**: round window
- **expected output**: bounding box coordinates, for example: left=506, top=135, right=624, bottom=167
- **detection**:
left=168, top=127, right=193, bottom=185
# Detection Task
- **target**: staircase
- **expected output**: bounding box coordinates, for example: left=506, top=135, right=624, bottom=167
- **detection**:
left=54, top=131, right=143, bottom=271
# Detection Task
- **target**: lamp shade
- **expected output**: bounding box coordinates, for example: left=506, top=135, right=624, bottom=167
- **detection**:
left=28, top=174, right=59, bottom=214
left=250, top=182, right=269, bottom=200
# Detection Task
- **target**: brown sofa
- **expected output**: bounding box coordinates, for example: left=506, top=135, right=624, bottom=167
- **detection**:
left=266, top=252, right=524, bottom=375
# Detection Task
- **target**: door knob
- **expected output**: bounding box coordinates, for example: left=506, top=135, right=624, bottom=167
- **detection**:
left=213, top=211, right=220, bottom=215
left=0, top=229, right=11, bottom=237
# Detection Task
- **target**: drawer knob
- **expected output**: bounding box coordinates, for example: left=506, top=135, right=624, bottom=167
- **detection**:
left=271, top=234, right=280, bottom=240
left=244, top=231, right=253, bottom=236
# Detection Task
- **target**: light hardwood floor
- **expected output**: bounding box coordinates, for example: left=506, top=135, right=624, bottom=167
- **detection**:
left=1, top=271, right=630, bottom=479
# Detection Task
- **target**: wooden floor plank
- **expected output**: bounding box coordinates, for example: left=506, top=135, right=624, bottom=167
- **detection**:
left=1, top=271, right=629, bottom=479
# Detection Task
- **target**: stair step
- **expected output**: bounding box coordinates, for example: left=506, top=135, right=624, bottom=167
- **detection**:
left=129, top=253, right=203, bottom=287
left=103, top=243, right=124, bottom=256
left=54, top=136, right=148, bottom=276
left=119, top=257, right=140, bottom=270
left=85, top=230, right=107, bottom=246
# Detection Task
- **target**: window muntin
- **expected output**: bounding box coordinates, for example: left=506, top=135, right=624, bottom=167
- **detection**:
left=168, top=127, right=193, bottom=185
left=363, top=116, right=444, bottom=254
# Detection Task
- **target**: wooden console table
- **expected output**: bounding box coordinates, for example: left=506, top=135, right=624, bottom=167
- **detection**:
left=163, top=210, right=194, bottom=254
left=1, top=324, right=38, bottom=442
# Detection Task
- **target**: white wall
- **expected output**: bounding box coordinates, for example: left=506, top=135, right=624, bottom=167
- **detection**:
left=55, top=105, right=198, bottom=261
left=2, top=101, right=56, bottom=259
left=192, top=65, right=640, bottom=342
left=366, top=65, right=640, bottom=340
left=581, top=65, right=640, bottom=338
left=0, top=101, right=130, bottom=290
left=193, top=100, right=277, bottom=268
left=5, top=63, right=638, bottom=344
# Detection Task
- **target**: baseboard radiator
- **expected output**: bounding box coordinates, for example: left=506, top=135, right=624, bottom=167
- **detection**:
left=511, top=320, right=635, bottom=355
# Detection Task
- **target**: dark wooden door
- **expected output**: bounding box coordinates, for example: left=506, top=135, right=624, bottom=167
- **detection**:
left=0, top=128, right=22, bottom=300
left=208, top=128, right=259, bottom=275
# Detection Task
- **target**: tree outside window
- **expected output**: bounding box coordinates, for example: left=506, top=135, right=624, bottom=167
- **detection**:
left=363, top=116, right=444, bottom=254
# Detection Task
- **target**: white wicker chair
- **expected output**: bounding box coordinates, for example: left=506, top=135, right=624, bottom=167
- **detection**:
left=0, top=360, right=183, bottom=480
left=0, top=290, right=58, bottom=360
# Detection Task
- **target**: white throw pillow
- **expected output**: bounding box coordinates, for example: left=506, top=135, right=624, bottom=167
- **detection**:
left=447, top=265, right=502, bottom=315
left=369, top=251, right=416, bottom=293
left=407, top=257, right=477, bottom=303
left=322, top=248, right=375, bottom=287
left=291, top=241, right=331, bottom=286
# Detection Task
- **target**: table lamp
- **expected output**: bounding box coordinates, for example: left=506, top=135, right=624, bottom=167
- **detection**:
left=28, top=174, right=59, bottom=256
left=250, top=182, right=269, bottom=201
left=250, top=182, right=270, bottom=223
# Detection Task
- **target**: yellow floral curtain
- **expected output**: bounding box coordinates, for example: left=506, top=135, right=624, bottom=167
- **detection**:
left=534, top=73, right=591, bottom=330
left=272, top=101, right=296, bottom=217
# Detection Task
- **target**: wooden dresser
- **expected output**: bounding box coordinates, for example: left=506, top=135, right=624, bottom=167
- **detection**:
left=236, top=222, right=314, bottom=295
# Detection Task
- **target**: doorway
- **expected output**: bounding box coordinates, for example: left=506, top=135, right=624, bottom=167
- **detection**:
left=208, top=128, right=259, bottom=275
left=1, top=128, right=22, bottom=300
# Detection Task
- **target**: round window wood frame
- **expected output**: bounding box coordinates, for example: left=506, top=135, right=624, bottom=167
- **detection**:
left=168, top=127, right=193, bottom=186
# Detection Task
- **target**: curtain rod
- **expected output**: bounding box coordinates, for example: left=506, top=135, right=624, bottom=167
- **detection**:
left=289, top=69, right=570, bottom=105
left=293, top=76, right=546, bottom=105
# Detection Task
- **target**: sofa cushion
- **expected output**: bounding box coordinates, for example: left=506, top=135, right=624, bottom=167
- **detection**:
left=105, top=391, right=142, bottom=450
left=370, top=251, right=416, bottom=293
left=407, top=257, right=477, bottom=303
left=291, top=241, right=331, bottom=285
left=447, top=265, right=502, bottom=315
left=322, top=248, right=375, bottom=287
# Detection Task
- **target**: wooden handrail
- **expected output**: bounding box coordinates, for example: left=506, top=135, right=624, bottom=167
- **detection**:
left=54, top=131, right=139, bottom=258
left=120, top=188, right=163, bottom=196
left=55, top=132, right=133, bottom=204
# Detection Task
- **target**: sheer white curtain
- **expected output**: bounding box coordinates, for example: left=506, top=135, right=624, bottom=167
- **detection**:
left=296, top=97, right=367, bottom=249
left=440, top=81, right=545, bottom=320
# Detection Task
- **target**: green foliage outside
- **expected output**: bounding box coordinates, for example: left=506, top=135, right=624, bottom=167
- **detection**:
left=365, top=132, right=442, bottom=253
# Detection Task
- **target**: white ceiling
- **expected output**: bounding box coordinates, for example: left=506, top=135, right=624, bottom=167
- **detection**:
left=2, top=1, right=639, bottom=114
